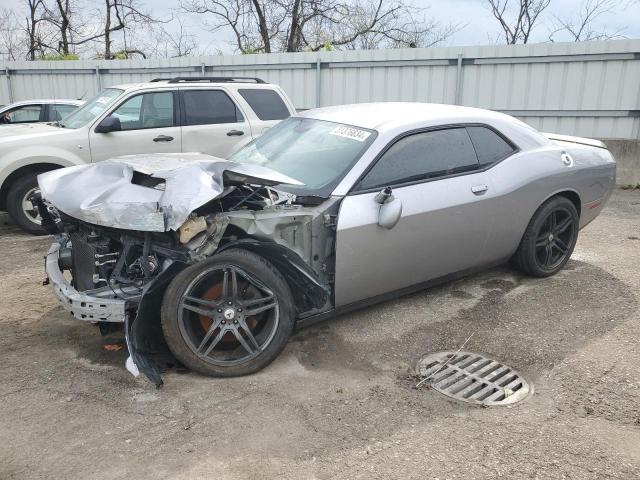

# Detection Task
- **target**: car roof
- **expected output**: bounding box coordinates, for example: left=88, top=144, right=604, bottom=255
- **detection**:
left=110, top=79, right=275, bottom=92
left=298, top=102, right=521, bottom=132
left=4, top=99, right=83, bottom=106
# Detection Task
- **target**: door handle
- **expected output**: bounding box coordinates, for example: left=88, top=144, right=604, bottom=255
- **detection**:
left=471, top=184, right=488, bottom=194
left=226, top=130, right=245, bottom=136
left=153, top=135, right=174, bottom=142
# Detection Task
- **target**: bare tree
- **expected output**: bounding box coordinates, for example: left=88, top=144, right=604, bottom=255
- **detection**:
left=181, top=0, right=457, bottom=53
left=100, top=0, right=159, bottom=59
left=41, top=0, right=74, bottom=55
left=486, top=0, right=551, bottom=44
left=25, top=0, right=47, bottom=60
left=307, top=3, right=463, bottom=50
left=180, top=0, right=260, bottom=53
left=37, top=0, right=160, bottom=58
left=152, top=17, right=200, bottom=58
left=549, top=0, right=625, bottom=41
left=0, top=9, right=25, bottom=60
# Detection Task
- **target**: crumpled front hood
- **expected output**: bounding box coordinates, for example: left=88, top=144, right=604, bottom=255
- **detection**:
left=38, top=153, right=303, bottom=232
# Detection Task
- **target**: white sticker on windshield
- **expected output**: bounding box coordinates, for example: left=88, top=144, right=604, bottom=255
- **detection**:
left=329, top=125, right=371, bottom=142
left=95, top=96, right=111, bottom=105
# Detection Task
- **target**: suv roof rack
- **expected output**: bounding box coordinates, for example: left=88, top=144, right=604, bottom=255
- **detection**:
left=150, top=76, right=267, bottom=84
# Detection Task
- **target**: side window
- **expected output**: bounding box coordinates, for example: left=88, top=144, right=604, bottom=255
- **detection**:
left=183, top=90, right=243, bottom=126
left=466, top=126, right=515, bottom=167
left=111, top=92, right=174, bottom=130
left=2, top=104, right=42, bottom=124
left=238, top=89, right=290, bottom=120
left=50, top=104, right=78, bottom=121
left=358, top=128, right=479, bottom=190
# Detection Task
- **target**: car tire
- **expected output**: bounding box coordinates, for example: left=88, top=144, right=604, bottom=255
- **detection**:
left=6, top=173, right=47, bottom=235
left=512, top=195, right=579, bottom=277
left=161, top=248, right=295, bottom=377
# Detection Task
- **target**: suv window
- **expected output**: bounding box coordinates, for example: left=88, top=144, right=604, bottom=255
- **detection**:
left=2, top=104, right=42, bottom=124
left=50, top=103, right=78, bottom=121
left=358, top=128, right=479, bottom=190
left=238, top=89, right=289, bottom=120
left=111, top=92, right=174, bottom=130
left=183, top=90, right=243, bottom=126
left=466, top=126, right=515, bottom=167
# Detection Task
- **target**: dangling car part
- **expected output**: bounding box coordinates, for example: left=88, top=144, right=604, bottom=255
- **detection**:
left=38, top=104, right=616, bottom=385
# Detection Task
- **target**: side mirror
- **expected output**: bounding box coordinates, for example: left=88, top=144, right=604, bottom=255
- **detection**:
left=375, top=187, right=403, bottom=229
left=95, top=115, right=121, bottom=133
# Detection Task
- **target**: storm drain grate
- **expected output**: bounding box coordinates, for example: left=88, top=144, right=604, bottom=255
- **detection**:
left=415, top=351, right=532, bottom=406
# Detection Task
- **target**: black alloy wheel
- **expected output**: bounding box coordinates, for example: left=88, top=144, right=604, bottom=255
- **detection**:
left=161, top=249, right=295, bottom=377
left=534, top=207, right=575, bottom=270
left=512, top=195, right=579, bottom=277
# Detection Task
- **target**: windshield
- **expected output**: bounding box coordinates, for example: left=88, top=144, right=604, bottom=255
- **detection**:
left=61, top=88, right=123, bottom=129
left=229, top=117, right=376, bottom=197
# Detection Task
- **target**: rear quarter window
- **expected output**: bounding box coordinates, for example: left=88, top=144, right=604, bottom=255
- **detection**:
left=183, top=90, right=243, bottom=125
left=466, top=126, right=516, bottom=167
left=238, top=89, right=290, bottom=120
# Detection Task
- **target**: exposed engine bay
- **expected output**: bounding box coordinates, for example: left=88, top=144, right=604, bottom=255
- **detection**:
left=37, top=155, right=340, bottom=385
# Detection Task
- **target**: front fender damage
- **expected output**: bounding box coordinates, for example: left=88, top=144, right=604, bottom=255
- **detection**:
left=126, top=240, right=329, bottom=386
left=36, top=155, right=337, bottom=385
left=218, top=239, right=329, bottom=313
left=125, top=261, right=187, bottom=387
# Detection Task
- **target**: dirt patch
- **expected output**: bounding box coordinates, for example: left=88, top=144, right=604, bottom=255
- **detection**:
left=1, top=190, right=640, bottom=480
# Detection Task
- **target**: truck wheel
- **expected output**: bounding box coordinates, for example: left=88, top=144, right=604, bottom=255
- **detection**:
left=6, top=173, right=47, bottom=235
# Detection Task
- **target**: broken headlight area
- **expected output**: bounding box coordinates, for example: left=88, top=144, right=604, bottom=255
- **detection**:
left=46, top=218, right=190, bottom=385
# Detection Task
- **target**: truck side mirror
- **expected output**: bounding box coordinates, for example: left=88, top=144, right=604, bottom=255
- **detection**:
left=95, top=115, right=122, bottom=133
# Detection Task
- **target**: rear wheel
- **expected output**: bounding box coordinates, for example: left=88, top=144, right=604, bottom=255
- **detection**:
left=161, top=249, right=295, bottom=377
left=6, top=173, right=46, bottom=235
left=512, top=196, right=579, bottom=277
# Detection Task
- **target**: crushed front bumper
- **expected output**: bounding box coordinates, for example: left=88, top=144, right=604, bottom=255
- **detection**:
left=45, top=242, right=127, bottom=323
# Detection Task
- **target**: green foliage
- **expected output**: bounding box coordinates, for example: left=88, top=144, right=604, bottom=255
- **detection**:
left=320, top=41, right=334, bottom=51
left=41, top=53, right=80, bottom=61
left=241, top=47, right=264, bottom=55
left=304, top=41, right=334, bottom=52
left=93, top=51, right=138, bottom=60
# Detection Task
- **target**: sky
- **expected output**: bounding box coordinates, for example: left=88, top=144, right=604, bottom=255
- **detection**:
left=2, top=0, right=639, bottom=54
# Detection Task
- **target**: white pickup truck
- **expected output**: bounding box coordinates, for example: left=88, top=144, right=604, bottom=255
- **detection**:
left=0, top=77, right=296, bottom=233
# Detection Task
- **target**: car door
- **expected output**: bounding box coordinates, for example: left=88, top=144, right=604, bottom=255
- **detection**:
left=180, top=88, right=252, bottom=158
left=89, top=90, right=181, bottom=162
left=334, top=127, right=496, bottom=307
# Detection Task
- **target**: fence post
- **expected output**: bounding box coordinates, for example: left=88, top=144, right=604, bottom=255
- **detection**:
left=315, top=58, right=321, bottom=108
left=95, top=66, right=102, bottom=91
left=455, top=53, right=463, bottom=105
left=5, top=67, right=13, bottom=103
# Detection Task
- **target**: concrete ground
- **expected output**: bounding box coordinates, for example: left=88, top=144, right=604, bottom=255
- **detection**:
left=0, top=190, right=639, bottom=480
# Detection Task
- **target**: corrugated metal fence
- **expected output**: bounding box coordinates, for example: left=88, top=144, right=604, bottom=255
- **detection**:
left=1, top=39, right=639, bottom=140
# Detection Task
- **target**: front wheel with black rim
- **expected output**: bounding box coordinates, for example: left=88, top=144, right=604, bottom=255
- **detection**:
left=512, top=195, right=579, bottom=277
left=161, top=248, right=295, bottom=377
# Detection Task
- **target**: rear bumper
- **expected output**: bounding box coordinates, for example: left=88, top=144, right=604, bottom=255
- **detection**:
left=45, top=242, right=127, bottom=323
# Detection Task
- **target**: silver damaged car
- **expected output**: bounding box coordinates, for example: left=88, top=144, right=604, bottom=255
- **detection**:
left=36, top=103, right=616, bottom=384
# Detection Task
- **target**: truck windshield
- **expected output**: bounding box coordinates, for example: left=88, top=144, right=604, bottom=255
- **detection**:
left=229, top=117, right=376, bottom=197
left=60, top=88, right=123, bottom=129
